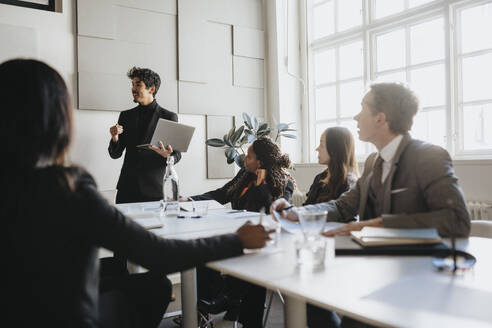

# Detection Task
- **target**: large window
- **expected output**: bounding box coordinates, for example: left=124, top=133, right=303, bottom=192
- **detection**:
left=307, top=0, right=492, bottom=160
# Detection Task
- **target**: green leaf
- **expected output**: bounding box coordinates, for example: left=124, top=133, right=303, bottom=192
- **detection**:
left=281, top=128, right=296, bottom=132
left=281, top=133, right=297, bottom=139
left=234, top=154, right=245, bottom=168
left=227, top=157, right=235, bottom=164
left=253, top=116, right=259, bottom=130
left=257, top=122, right=269, bottom=133
left=242, top=113, right=253, bottom=129
left=277, top=123, right=288, bottom=130
left=231, top=125, right=244, bottom=145
left=239, top=134, right=249, bottom=144
left=244, top=129, right=254, bottom=136
left=257, top=128, right=271, bottom=137
left=205, top=138, right=225, bottom=147
left=223, top=134, right=233, bottom=147
left=225, top=147, right=237, bottom=160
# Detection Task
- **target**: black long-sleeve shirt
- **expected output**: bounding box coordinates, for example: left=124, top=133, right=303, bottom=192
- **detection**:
left=3, top=166, right=243, bottom=327
left=108, top=100, right=182, bottom=201
left=192, top=169, right=295, bottom=214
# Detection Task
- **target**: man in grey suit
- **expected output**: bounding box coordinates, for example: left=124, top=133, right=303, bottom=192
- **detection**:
left=272, top=82, right=470, bottom=238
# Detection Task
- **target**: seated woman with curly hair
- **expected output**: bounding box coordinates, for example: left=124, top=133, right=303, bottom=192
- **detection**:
left=190, top=137, right=295, bottom=328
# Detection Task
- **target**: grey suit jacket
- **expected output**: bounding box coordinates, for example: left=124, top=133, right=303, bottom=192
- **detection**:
left=304, top=134, right=471, bottom=237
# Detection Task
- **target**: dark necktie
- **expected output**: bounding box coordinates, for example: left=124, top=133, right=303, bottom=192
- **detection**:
left=369, top=155, right=385, bottom=217
left=370, top=155, right=384, bottom=196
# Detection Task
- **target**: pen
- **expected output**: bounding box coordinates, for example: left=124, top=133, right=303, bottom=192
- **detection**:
left=227, top=209, right=247, bottom=214
left=277, top=205, right=294, bottom=212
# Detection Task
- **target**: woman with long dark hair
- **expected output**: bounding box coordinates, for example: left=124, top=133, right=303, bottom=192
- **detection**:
left=304, top=126, right=358, bottom=206
left=1, top=59, right=271, bottom=328
left=304, top=126, right=358, bottom=328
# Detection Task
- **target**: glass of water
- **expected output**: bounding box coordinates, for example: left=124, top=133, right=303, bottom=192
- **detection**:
left=297, top=209, right=327, bottom=240
left=295, top=209, right=328, bottom=267
left=295, top=236, right=327, bottom=267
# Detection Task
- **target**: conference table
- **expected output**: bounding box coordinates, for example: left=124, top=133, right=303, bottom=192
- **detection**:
left=117, top=201, right=492, bottom=328
left=116, top=201, right=260, bottom=328
left=209, top=235, right=492, bottom=328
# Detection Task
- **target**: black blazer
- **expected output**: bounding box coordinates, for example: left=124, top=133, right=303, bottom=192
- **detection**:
left=3, top=166, right=243, bottom=327
left=193, top=169, right=295, bottom=214
left=108, top=101, right=182, bottom=200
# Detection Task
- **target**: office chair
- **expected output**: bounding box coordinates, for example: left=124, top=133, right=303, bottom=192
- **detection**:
left=470, top=220, right=492, bottom=238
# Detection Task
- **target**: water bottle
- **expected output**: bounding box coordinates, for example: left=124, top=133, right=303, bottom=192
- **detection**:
left=161, top=156, right=180, bottom=217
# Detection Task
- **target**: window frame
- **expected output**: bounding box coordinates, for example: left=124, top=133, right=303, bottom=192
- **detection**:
left=306, top=0, right=492, bottom=162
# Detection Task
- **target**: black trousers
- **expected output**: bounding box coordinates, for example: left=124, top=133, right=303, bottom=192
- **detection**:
left=197, top=266, right=266, bottom=328
left=116, top=188, right=161, bottom=204
left=99, top=257, right=172, bottom=328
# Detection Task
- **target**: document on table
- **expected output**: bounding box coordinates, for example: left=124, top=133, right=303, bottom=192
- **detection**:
left=272, top=210, right=345, bottom=234
left=133, top=217, right=163, bottom=229
left=180, top=199, right=224, bottom=212
left=126, top=212, right=163, bottom=229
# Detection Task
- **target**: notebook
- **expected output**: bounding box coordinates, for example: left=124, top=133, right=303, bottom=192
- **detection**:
left=137, top=118, right=195, bottom=152
left=350, top=227, right=442, bottom=247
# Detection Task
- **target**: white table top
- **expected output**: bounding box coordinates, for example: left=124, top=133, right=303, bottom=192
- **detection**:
left=208, top=235, right=492, bottom=328
left=116, top=201, right=261, bottom=239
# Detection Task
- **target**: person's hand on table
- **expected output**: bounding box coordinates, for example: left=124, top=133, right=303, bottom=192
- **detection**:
left=270, top=198, right=298, bottom=222
left=322, top=217, right=383, bottom=237
left=255, top=168, right=267, bottom=186
left=236, top=222, right=274, bottom=249
left=109, top=123, right=123, bottom=142
left=150, top=141, right=173, bottom=158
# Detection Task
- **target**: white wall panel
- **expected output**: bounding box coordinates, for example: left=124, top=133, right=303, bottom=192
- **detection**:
left=78, top=37, right=153, bottom=74
left=179, top=82, right=264, bottom=117
left=70, top=109, right=123, bottom=191
left=233, top=56, right=264, bottom=88
left=78, top=36, right=177, bottom=111
left=206, top=116, right=236, bottom=179
left=178, top=0, right=209, bottom=83
left=208, top=0, right=263, bottom=29
left=115, top=6, right=175, bottom=45
left=77, top=0, right=115, bottom=39
left=205, top=22, right=232, bottom=84
left=0, top=24, right=37, bottom=63
left=174, top=114, right=232, bottom=196
left=114, top=0, right=176, bottom=15
left=233, top=26, right=264, bottom=59
left=78, top=71, right=134, bottom=110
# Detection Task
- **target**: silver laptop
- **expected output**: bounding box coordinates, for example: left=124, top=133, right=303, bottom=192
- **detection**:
left=137, top=119, right=195, bottom=152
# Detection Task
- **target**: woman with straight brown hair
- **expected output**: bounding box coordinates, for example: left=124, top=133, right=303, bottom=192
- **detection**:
left=304, top=126, right=359, bottom=206
left=304, top=126, right=358, bottom=328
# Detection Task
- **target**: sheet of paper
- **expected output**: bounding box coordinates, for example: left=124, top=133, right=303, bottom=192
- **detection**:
left=180, top=199, right=225, bottom=212
left=134, top=218, right=163, bottom=229
left=272, top=210, right=345, bottom=234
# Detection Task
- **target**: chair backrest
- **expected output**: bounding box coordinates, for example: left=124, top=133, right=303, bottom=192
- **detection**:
left=470, top=220, right=492, bottom=238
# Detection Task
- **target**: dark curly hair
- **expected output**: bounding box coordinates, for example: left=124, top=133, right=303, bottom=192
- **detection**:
left=227, top=137, right=294, bottom=200
left=127, top=66, right=161, bottom=97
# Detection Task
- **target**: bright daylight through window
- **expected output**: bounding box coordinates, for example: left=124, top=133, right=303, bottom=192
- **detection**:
left=307, top=0, right=492, bottom=160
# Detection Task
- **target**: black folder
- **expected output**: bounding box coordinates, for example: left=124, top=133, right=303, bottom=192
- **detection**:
left=334, top=236, right=449, bottom=256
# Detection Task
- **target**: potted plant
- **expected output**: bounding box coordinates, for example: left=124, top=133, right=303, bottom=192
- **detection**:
left=205, top=113, right=296, bottom=168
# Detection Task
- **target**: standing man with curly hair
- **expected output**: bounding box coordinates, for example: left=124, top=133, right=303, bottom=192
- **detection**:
left=105, top=67, right=181, bottom=327
left=109, top=66, right=181, bottom=204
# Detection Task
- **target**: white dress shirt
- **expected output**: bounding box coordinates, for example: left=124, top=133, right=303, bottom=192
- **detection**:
left=378, top=134, right=403, bottom=183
